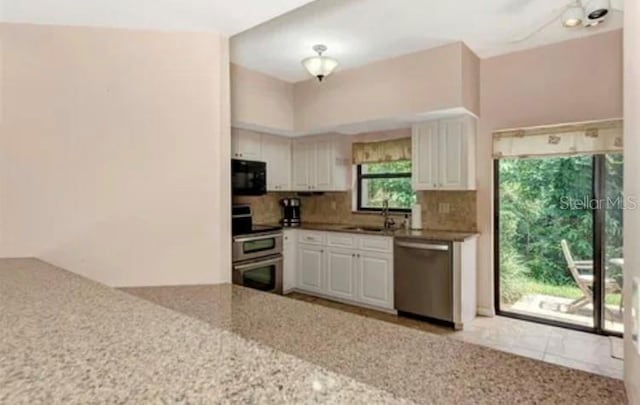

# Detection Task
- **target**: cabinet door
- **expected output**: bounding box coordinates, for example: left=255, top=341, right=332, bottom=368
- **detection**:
left=262, top=135, right=291, bottom=191
left=412, top=122, right=439, bottom=190
left=357, top=251, right=393, bottom=309
left=296, top=244, right=324, bottom=293
left=326, top=248, right=356, bottom=300
left=292, top=140, right=315, bottom=191
left=438, top=117, right=467, bottom=189
left=283, top=231, right=297, bottom=292
left=232, top=128, right=262, bottom=160
left=314, top=139, right=333, bottom=191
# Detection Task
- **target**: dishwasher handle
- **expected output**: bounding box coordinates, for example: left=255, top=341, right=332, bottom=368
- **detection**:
left=395, top=241, right=449, bottom=251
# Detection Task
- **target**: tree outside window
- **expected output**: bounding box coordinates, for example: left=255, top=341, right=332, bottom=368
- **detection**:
left=357, top=160, right=416, bottom=211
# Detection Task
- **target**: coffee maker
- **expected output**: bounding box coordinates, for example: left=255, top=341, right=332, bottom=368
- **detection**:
left=280, top=198, right=301, bottom=227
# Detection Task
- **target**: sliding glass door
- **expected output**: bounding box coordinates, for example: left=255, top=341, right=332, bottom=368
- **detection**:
left=603, top=154, right=624, bottom=333
left=495, top=153, right=624, bottom=335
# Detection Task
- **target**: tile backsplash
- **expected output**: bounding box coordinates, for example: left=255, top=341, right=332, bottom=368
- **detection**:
left=234, top=190, right=476, bottom=232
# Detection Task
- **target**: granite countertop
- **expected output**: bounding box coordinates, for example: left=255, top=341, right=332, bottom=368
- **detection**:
left=125, top=284, right=627, bottom=404
left=0, top=259, right=409, bottom=404
left=270, top=222, right=478, bottom=242
left=3, top=259, right=626, bottom=404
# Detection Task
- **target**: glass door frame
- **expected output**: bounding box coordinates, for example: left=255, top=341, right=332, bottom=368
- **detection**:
left=493, top=155, right=622, bottom=337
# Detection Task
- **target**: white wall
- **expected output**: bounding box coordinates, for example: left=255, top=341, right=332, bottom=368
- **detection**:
left=0, top=23, right=231, bottom=287
left=624, top=1, right=640, bottom=401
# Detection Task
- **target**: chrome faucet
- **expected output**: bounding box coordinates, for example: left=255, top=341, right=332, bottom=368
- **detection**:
left=381, top=199, right=396, bottom=230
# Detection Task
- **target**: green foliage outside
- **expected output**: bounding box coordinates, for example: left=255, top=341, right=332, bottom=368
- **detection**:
left=361, top=161, right=416, bottom=209
left=499, top=154, right=624, bottom=304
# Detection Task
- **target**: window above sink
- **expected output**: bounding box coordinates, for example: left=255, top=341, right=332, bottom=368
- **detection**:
left=356, top=161, right=416, bottom=213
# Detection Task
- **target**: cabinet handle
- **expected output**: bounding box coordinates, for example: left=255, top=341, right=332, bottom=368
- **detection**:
left=357, top=253, right=361, bottom=258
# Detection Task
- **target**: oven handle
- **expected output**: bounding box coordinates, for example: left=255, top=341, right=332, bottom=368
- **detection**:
left=233, top=233, right=282, bottom=243
left=233, top=256, right=283, bottom=271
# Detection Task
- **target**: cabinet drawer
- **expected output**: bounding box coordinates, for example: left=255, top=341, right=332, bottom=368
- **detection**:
left=357, top=236, right=393, bottom=253
left=327, top=232, right=355, bottom=248
left=298, top=231, right=326, bottom=245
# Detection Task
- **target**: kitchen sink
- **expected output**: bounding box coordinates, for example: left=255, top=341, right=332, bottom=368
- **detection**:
left=342, top=226, right=387, bottom=233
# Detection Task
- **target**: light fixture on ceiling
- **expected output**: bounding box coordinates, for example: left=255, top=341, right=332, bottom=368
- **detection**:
left=562, top=5, right=585, bottom=27
left=302, top=45, right=339, bottom=82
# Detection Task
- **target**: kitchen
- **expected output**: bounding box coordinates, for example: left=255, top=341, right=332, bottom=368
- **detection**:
left=1, top=0, right=637, bottom=402
left=230, top=121, right=479, bottom=330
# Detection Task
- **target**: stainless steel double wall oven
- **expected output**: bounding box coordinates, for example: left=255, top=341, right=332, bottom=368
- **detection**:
left=231, top=205, right=283, bottom=294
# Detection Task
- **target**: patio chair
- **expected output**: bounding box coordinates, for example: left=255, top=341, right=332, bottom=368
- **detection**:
left=560, top=240, right=623, bottom=315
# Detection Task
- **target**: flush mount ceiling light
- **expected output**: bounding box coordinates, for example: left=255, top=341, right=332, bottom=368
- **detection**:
left=562, top=5, right=585, bottom=27
left=301, top=45, right=339, bottom=82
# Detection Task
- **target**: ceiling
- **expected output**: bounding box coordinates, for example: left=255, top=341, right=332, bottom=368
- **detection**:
left=0, top=0, right=316, bottom=36
left=231, top=0, right=624, bottom=82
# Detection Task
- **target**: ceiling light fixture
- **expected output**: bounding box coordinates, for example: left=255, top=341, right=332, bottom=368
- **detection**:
left=302, top=45, right=339, bottom=82
left=563, top=5, right=585, bottom=27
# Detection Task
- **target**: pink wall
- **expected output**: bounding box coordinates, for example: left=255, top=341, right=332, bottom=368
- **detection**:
left=0, top=23, right=231, bottom=287
left=623, top=3, right=640, bottom=399
left=231, top=63, right=295, bottom=133
left=476, top=30, right=623, bottom=314
left=293, top=42, right=478, bottom=133
left=461, top=43, right=480, bottom=116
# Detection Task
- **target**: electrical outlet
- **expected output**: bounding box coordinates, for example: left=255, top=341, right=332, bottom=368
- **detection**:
left=438, top=203, right=451, bottom=214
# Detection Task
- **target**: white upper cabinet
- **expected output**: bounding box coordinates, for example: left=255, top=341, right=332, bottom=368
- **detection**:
left=314, top=139, right=333, bottom=190
left=292, top=140, right=316, bottom=190
left=291, top=135, right=351, bottom=192
left=412, top=115, right=476, bottom=190
left=261, top=134, right=292, bottom=191
left=439, top=117, right=467, bottom=189
left=412, top=120, right=439, bottom=190
left=231, top=128, right=262, bottom=160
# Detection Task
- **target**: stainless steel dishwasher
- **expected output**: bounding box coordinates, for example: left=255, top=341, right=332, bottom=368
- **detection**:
left=394, top=238, right=453, bottom=323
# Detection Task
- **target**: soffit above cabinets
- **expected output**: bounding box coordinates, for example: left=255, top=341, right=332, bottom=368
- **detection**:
left=233, top=107, right=477, bottom=139
left=1, top=0, right=316, bottom=36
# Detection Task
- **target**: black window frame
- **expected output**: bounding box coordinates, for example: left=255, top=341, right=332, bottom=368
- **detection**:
left=356, top=163, right=412, bottom=213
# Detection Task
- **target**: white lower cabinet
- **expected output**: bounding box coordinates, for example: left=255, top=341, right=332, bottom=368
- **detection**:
left=357, top=251, right=393, bottom=308
left=326, top=248, right=357, bottom=300
left=293, top=231, right=394, bottom=310
left=282, top=230, right=297, bottom=293
left=297, top=244, right=325, bottom=294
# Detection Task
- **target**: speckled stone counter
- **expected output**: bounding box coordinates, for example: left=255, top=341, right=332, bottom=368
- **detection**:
left=125, top=284, right=628, bottom=405
left=0, top=259, right=410, bottom=404
left=268, top=222, right=478, bottom=242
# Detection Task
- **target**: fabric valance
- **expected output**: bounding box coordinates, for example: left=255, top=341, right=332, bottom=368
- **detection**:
left=493, top=119, right=623, bottom=159
left=352, top=138, right=412, bottom=164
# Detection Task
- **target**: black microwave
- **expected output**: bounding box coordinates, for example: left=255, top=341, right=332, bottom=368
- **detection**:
left=232, top=159, right=267, bottom=196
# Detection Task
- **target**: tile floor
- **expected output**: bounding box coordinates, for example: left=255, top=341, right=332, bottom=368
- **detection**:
left=286, top=292, right=624, bottom=380
left=507, top=293, right=624, bottom=333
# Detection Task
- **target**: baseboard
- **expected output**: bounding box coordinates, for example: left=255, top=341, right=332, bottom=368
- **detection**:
left=476, top=306, right=495, bottom=317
